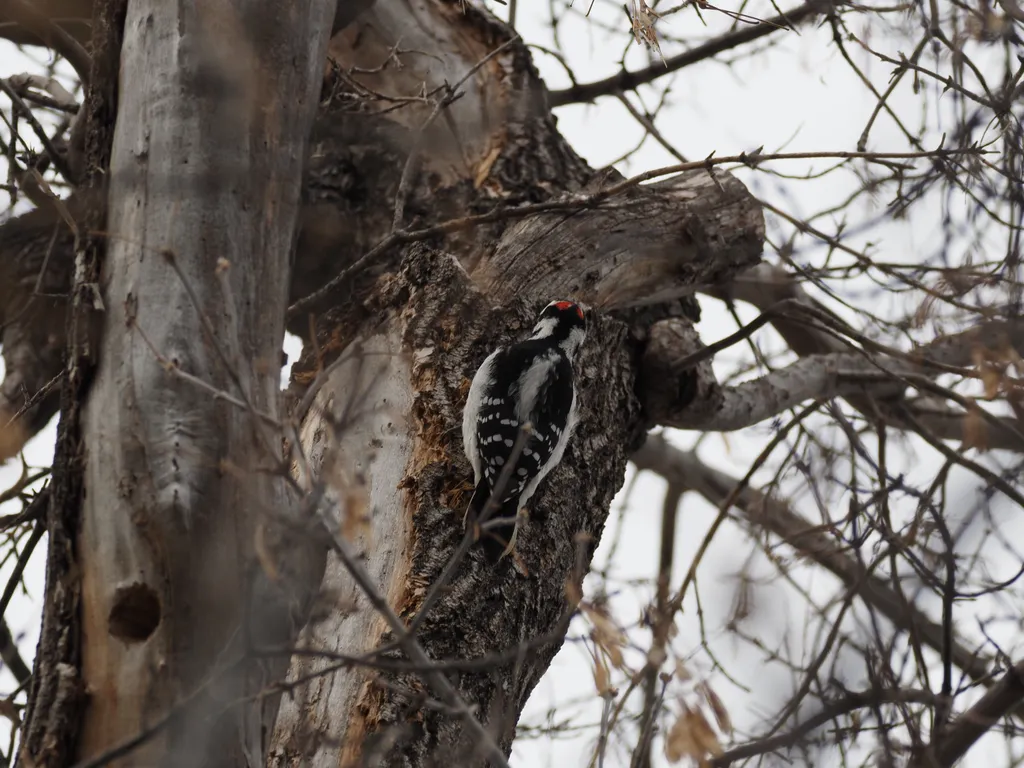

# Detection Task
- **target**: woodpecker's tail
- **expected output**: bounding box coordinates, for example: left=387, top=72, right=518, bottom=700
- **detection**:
left=467, top=479, right=516, bottom=563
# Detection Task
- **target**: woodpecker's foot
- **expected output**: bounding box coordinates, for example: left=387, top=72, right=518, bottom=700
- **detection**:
left=498, top=508, right=530, bottom=561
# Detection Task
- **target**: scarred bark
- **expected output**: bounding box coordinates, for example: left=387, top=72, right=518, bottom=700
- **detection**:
left=0, top=13, right=763, bottom=460
left=271, top=246, right=644, bottom=765
left=265, top=2, right=760, bottom=763
left=15, top=2, right=124, bottom=765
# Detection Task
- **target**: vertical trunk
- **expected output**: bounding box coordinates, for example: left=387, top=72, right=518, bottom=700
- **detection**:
left=270, top=248, right=646, bottom=766
left=264, top=0, right=762, bottom=762
left=71, top=2, right=334, bottom=765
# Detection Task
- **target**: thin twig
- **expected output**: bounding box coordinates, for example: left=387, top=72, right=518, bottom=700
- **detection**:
left=0, top=514, right=45, bottom=625
left=1, top=0, right=92, bottom=87
left=0, top=78, right=75, bottom=184
left=391, top=35, right=520, bottom=232
left=713, top=688, right=937, bottom=765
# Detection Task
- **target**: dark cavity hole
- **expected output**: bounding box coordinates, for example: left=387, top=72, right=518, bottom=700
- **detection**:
left=108, top=582, right=161, bottom=643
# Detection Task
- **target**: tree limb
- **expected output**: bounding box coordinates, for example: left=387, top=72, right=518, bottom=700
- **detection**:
left=0, top=0, right=92, bottom=86
left=0, top=617, right=31, bottom=686
left=714, top=687, right=937, bottom=765
left=73, top=2, right=336, bottom=765
left=928, top=660, right=1024, bottom=767
left=547, top=0, right=834, bottom=107
left=644, top=265, right=1024, bottom=444
left=630, top=435, right=993, bottom=685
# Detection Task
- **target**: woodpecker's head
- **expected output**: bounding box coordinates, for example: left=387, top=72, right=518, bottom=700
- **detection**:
left=531, top=300, right=588, bottom=358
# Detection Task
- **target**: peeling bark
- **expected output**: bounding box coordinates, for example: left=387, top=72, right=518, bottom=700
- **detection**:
left=272, top=247, right=644, bottom=766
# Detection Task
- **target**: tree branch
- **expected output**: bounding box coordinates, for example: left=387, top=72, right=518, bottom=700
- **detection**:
left=652, top=346, right=909, bottom=431
left=714, top=688, right=937, bottom=765
left=73, top=2, right=337, bottom=765
left=0, top=0, right=92, bottom=86
left=928, top=660, right=1024, bottom=767
left=649, top=265, right=1024, bottom=443
left=0, top=1, right=89, bottom=47
left=548, top=0, right=833, bottom=107
left=630, top=435, right=993, bottom=685
left=0, top=617, right=32, bottom=686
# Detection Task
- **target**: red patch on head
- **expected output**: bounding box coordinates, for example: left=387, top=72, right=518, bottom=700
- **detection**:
left=554, top=300, right=584, bottom=320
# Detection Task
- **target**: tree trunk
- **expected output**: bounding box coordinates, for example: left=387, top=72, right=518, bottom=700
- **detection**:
left=266, top=2, right=763, bottom=765
left=63, top=2, right=335, bottom=766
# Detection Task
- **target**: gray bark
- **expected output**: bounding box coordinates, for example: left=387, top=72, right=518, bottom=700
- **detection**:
left=71, top=1, right=335, bottom=765
left=265, top=0, right=762, bottom=763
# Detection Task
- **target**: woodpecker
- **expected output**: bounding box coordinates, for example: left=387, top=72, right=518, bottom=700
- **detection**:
left=462, top=300, right=587, bottom=561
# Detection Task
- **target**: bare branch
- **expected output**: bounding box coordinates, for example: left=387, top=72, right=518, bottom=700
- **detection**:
left=549, top=0, right=834, bottom=106
left=714, top=687, right=937, bottom=765
left=0, top=0, right=92, bottom=86
left=630, top=435, right=993, bottom=684
left=928, top=661, right=1024, bottom=767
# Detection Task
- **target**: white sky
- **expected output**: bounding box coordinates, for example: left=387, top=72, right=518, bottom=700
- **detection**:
left=1, top=2, right=1021, bottom=766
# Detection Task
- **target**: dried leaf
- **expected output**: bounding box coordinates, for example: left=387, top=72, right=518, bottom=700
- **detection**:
left=664, top=704, right=697, bottom=763
left=674, top=659, right=693, bottom=682
left=585, top=604, right=627, bottom=670
left=0, top=695, right=21, bottom=727
left=973, top=346, right=1004, bottom=399
left=565, top=579, right=583, bottom=609
left=961, top=401, right=988, bottom=452
left=0, top=419, right=27, bottom=463
left=913, top=293, right=936, bottom=328
left=665, top=704, right=724, bottom=763
left=697, top=681, right=733, bottom=735
left=589, top=643, right=614, bottom=697
left=628, top=0, right=665, bottom=63
left=690, top=707, right=724, bottom=756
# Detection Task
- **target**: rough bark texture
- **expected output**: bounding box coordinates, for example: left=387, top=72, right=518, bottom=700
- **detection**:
left=272, top=247, right=644, bottom=766
left=72, top=2, right=335, bottom=765
left=263, top=3, right=759, bottom=763
left=16, top=2, right=125, bottom=766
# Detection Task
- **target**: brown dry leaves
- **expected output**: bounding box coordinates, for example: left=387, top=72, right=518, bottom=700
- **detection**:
left=0, top=414, right=27, bottom=464
left=663, top=678, right=732, bottom=765
left=584, top=600, right=628, bottom=696
left=664, top=702, right=723, bottom=765
left=628, top=0, right=665, bottom=63
left=964, top=342, right=1024, bottom=450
